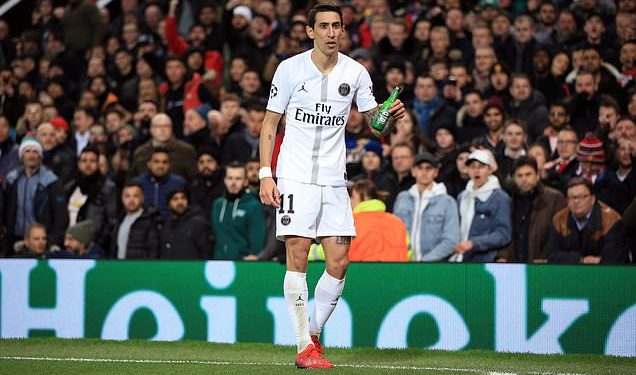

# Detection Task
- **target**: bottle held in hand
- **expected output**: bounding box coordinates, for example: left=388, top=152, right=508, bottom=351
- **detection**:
left=371, top=86, right=401, bottom=132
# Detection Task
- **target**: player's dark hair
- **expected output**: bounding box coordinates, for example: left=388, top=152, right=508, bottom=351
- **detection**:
left=308, top=4, right=343, bottom=28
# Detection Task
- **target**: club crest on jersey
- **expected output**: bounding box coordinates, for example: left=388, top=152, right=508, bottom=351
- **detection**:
left=338, top=83, right=350, bottom=96
left=281, top=215, right=291, bottom=226
left=270, top=84, right=278, bottom=98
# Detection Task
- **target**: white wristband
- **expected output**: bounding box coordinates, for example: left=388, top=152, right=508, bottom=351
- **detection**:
left=258, top=167, right=273, bottom=180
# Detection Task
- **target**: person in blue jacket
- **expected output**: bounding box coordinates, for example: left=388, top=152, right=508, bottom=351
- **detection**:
left=131, top=147, right=186, bottom=220
left=394, top=152, right=460, bottom=261
left=453, top=149, right=511, bottom=262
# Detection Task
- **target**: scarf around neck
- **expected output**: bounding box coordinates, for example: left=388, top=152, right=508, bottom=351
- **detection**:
left=459, top=175, right=501, bottom=241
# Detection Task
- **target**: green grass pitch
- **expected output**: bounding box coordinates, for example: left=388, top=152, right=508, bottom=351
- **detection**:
left=0, top=338, right=634, bottom=374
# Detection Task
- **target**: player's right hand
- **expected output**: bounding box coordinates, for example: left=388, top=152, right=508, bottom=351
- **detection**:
left=259, top=177, right=281, bottom=208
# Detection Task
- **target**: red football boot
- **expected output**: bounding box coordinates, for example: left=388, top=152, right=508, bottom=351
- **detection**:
left=295, top=344, right=334, bottom=369
left=311, top=335, right=324, bottom=355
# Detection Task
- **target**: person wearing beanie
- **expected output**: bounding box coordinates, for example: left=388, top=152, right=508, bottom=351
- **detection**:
left=3, top=137, right=69, bottom=255
left=18, top=136, right=43, bottom=160
left=49, top=116, right=75, bottom=156
left=160, top=187, right=212, bottom=259
left=53, top=219, right=103, bottom=259
left=183, top=103, right=214, bottom=150
left=575, top=133, right=630, bottom=213
left=352, top=140, right=398, bottom=210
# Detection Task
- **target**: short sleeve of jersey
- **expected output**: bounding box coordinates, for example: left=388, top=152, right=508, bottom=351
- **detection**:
left=354, top=68, right=377, bottom=113
left=266, top=61, right=291, bottom=114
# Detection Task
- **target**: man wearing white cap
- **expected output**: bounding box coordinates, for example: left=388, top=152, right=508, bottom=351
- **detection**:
left=3, top=137, right=68, bottom=255
left=452, top=149, right=511, bottom=262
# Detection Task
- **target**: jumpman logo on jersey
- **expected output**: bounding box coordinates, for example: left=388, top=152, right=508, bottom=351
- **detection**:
left=296, top=295, right=304, bottom=302
left=298, top=81, right=308, bottom=93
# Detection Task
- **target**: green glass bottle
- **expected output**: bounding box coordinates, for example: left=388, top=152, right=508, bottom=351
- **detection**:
left=371, top=86, right=401, bottom=132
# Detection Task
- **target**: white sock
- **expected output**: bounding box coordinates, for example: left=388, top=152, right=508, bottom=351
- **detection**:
left=309, top=270, right=345, bottom=338
left=284, top=271, right=312, bottom=353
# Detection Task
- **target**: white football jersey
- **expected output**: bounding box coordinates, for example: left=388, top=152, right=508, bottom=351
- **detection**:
left=267, top=49, right=377, bottom=186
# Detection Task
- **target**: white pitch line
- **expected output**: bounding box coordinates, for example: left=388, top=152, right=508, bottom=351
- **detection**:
left=0, top=356, right=591, bottom=375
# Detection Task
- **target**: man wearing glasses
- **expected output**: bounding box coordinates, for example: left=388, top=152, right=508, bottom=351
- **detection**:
left=544, top=126, right=579, bottom=192
left=546, top=177, right=626, bottom=264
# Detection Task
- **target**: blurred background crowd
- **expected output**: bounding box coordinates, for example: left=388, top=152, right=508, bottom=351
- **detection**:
left=0, top=0, right=634, bottom=263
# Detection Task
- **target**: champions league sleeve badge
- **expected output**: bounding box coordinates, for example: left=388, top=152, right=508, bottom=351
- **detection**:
left=338, top=83, right=350, bottom=96
left=270, top=84, right=278, bottom=98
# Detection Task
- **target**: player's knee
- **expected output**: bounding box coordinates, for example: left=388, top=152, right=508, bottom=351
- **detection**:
left=326, top=257, right=349, bottom=278
left=289, top=251, right=309, bottom=268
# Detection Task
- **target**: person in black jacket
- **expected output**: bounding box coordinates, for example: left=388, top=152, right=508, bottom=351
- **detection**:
left=3, top=137, right=68, bottom=255
left=221, top=104, right=264, bottom=165
left=160, top=187, right=212, bottom=259
left=506, top=74, right=548, bottom=143
left=112, top=182, right=161, bottom=259
left=190, top=147, right=225, bottom=216
left=183, top=103, right=214, bottom=150
left=37, top=122, right=77, bottom=186
left=456, top=90, right=488, bottom=145
left=569, top=71, right=601, bottom=138
left=64, top=146, right=118, bottom=251
left=351, top=141, right=398, bottom=210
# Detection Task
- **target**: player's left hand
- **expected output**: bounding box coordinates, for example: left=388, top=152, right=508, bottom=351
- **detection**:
left=389, top=99, right=406, bottom=120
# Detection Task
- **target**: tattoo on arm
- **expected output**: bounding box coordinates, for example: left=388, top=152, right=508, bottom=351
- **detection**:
left=362, top=108, right=378, bottom=125
left=336, top=236, right=351, bottom=245
left=363, top=107, right=395, bottom=138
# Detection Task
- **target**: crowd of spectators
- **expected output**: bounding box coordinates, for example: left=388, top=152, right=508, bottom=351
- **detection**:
left=0, top=0, right=634, bottom=263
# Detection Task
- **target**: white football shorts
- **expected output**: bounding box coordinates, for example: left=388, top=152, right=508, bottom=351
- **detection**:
left=275, top=178, right=356, bottom=241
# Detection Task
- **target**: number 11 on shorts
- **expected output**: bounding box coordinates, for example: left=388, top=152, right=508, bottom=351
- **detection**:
left=279, top=194, right=295, bottom=214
